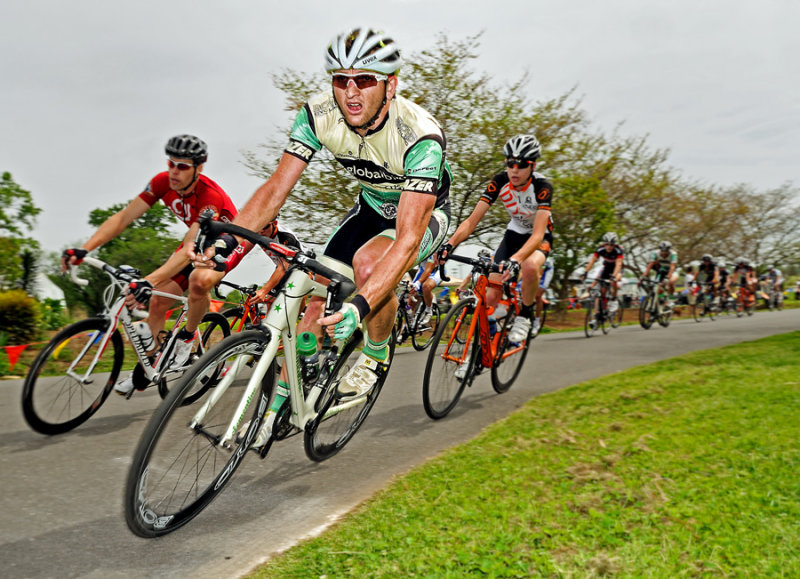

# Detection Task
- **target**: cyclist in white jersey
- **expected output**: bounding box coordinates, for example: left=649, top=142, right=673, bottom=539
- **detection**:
left=197, top=27, right=451, bottom=425
left=439, top=134, right=554, bottom=344
left=410, top=255, right=442, bottom=326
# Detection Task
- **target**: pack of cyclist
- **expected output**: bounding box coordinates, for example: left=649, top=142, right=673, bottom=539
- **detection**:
left=59, top=24, right=784, bottom=411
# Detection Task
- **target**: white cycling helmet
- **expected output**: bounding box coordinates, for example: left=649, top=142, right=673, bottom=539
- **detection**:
left=503, top=134, right=541, bottom=161
left=325, top=27, right=402, bottom=74
left=601, top=232, right=618, bottom=245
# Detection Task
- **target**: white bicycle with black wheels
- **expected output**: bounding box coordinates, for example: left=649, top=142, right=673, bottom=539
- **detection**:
left=125, top=215, right=393, bottom=537
left=21, top=257, right=230, bottom=435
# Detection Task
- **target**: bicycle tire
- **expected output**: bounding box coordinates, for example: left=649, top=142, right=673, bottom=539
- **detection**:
left=534, top=305, right=547, bottom=338
left=157, top=312, right=230, bottom=402
left=707, top=298, right=717, bottom=321
left=639, top=294, right=655, bottom=329
left=491, top=308, right=531, bottom=393
left=421, top=299, right=477, bottom=419
left=657, top=304, right=672, bottom=327
left=584, top=300, right=597, bottom=337
left=125, top=329, right=276, bottom=537
left=694, top=296, right=706, bottom=322
left=411, top=303, right=440, bottom=351
left=221, top=306, right=246, bottom=333
left=22, top=318, right=124, bottom=435
left=304, top=329, right=391, bottom=461
left=600, top=304, right=610, bottom=335
left=611, top=303, right=623, bottom=328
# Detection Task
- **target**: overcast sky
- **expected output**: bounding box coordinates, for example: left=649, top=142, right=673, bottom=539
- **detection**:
left=2, top=0, right=798, bottom=284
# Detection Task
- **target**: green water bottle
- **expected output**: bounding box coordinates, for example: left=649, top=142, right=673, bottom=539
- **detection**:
left=298, top=331, right=319, bottom=384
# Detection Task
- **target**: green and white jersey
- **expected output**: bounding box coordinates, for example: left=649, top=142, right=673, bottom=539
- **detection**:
left=285, top=91, right=452, bottom=219
left=650, top=250, right=678, bottom=273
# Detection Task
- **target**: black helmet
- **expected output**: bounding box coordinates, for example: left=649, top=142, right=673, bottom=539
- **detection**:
left=165, top=134, right=208, bottom=165
left=503, top=134, right=541, bottom=162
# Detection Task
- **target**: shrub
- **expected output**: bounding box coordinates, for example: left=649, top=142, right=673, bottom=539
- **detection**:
left=40, top=297, right=68, bottom=330
left=0, top=290, right=41, bottom=344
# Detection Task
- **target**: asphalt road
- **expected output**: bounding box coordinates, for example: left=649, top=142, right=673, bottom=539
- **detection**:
left=1, top=309, right=798, bottom=578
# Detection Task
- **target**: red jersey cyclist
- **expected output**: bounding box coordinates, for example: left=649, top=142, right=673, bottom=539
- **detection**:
left=439, top=134, right=554, bottom=344
left=62, top=135, right=238, bottom=395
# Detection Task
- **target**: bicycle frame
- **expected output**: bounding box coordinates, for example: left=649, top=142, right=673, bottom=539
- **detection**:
left=442, top=259, right=521, bottom=370
left=67, top=257, right=189, bottom=386
left=185, top=250, right=359, bottom=451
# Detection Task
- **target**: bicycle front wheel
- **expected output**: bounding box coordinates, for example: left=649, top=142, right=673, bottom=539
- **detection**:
left=411, top=303, right=440, bottom=351
left=421, top=299, right=477, bottom=419
left=639, top=295, right=654, bottom=329
left=304, top=329, right=390, bottom=461
left=611, top=303, right=623, bottom=328
left=584, top=301, right=597, bottom=337
left=157, top=312, right=230, bottom=402
left=125, top=329, right=276, bottom=537
left=491, top=308, right=531, bottom=393
left=22, top=318, right=124, bottom=435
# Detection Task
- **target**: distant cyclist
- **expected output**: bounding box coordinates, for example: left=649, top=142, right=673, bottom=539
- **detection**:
left=62, top=134, right=238, bottom=395
left=640, top=241, right=678, bottom=296
left=765, top=264, right=784, bottom=294
left=409, top=256, right=441, bottom=327
left=732, top=257, right=757, bottom=295
left=440, top=134, right=554, bottom=344
left=717, top=259, right=732, bottom=301
left=581, top=232, right=624, bottom=313
left=695, top=254, right=720, bottom=299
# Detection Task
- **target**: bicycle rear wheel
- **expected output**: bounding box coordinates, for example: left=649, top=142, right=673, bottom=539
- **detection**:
left=304, top=329, right=390, bottom=461
left=22, top=318, right=124, bottom=435
left=411, top=303, right=440, bottom=351
left=157, top=312, right=230, bottom=402
left=125, top=330, right=276, bottom=537
left=422, top=299, right=476, bottom=419
left=491, top=308, right=531, bottom=393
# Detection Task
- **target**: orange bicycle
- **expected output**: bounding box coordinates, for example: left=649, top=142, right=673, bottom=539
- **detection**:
left=422, top=251, right=531, bottom=419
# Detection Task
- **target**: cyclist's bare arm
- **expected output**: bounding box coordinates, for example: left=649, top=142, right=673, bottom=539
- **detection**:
left=196, top=153, right=307, bottom=264
left=444, top=200, right=491, bottom=253
left=62, top=197, right=150, bottom=270
left=145, top=224, right=200, bottom=287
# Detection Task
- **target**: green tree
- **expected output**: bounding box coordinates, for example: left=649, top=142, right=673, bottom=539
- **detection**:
left=0, top=172, right=42, bottom=291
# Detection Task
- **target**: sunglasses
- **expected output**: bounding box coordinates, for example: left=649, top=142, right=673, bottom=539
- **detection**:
left=505, top=158, right=533, bottom=169
left=331, top=72, right=388, bottom=90
left=167, top=159, right=194, bottom=171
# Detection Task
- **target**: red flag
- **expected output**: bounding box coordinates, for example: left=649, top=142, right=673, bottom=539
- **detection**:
left=4, top=344, right=29, bottom=372
left=209, top=300, right=224, bottom=313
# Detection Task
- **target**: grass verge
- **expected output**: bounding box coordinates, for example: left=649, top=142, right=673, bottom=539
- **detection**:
left=251, top=331, right=800, bottom=577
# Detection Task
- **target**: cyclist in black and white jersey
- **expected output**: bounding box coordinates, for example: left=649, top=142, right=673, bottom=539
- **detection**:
left=695, top=254, right=720, bottom=299
left=765, top=265, right=784, bottom=293
left=440, top=134, right=554, bottom=343
left=198, top=27, right=451, bottom=418
left=581, top=232, right=624, bottom=313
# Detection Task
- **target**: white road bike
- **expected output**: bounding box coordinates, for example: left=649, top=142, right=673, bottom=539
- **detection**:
left=21, top=257, right=229, bottom=435
left=125, top=216, right=393, bottom=537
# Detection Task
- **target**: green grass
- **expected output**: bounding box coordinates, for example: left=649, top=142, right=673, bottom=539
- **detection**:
left=251, top=332, right=800, bottom=578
